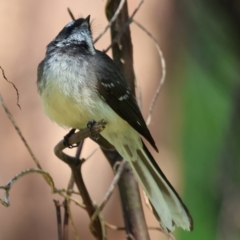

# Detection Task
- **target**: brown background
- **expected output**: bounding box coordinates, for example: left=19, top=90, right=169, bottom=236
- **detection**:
left=0, top=0, right=184, bottom=239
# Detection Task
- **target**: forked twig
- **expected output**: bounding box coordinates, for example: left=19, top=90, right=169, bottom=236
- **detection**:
left=54, top=120, right=108, bottom=240
left=104, top=0, right=144, bottom=53
left=132, top=20, right=166, bottom=125
left=94, top=0, right=126, bottom=44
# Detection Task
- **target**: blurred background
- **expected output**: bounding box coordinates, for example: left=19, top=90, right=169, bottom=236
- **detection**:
left=0, top=0, right=239, bottom=239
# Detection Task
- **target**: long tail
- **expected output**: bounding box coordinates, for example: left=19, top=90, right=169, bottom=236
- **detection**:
left=119, top=140, right=193, bottom=232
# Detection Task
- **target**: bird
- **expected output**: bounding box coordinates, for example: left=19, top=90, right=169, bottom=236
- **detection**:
left=37, top=15, right=193, bottom=232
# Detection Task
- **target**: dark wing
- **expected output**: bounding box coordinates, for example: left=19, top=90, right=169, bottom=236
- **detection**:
left=94, top=50, right=158, bottom=152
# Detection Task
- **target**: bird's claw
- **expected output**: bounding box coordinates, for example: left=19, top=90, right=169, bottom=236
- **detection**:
left=87, top=120, right=100, bottom=140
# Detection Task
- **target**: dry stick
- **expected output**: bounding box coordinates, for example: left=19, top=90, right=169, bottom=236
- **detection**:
left=63, top=141, right=84, bottom=240
left=0, top=66, right=21, bottom=109
left=84, top=146, right=99, bottom=161
left=64, top=10, right=86, bottom=240
left=105, top=223, right=175, bottom=240
left=63, top=198, right=80, bottom=240
left=54, top=120, right=107, bottom=240
left=131, top=21, right=174, bottom=240
left=67, top=8, right=76, bottom=21
left=105, top=0, right=150, bottom=239
left=0, top=168, right=56, bottom=206
left=0, top=93, right=42, bottom=170
left=104, top=0, right=144, bottom=53
left=0, top=89, right=92, bottom=239
left=132, top=20, right=166, bottom=126
left=53, top=200, right=63, bottom=240
left=90, top=160, right=127, bottom=224
left=93, top=0, right=126, bottom=44
left=0, top=68, right=89, bottom=238
left=63, top=200, right=69, bottom=240
left=0, top=165, right=86, bottom=210
left=0, top=71, right=66, bottom=194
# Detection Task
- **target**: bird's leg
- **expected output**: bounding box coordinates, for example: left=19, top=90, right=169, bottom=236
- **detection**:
left=63, top=128, right=79, bottom=148
left=87, top=120, right=100, bottom=140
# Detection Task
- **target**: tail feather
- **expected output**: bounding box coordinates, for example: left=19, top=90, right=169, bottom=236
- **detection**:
left=103, top=127, right=193, bottom=232
left=122, top=141, right=193, bottom=232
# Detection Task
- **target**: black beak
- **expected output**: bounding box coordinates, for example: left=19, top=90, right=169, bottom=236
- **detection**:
left=85, top=15, right=91, bottom=24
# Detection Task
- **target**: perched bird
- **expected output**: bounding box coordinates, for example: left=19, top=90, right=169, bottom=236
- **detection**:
left=37, top=16, right=193, bottom=232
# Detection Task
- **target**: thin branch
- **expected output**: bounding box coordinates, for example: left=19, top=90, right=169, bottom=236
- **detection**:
left=0, top=168, right=55, bottom=207
left=94, top=0, right=126, bottom=44
left=84, top=146, right=99, bottom=161
left=132, top=20, right=166, bottom=126
left=64, top=198, right=80, bottom=240
left=90, top=160, right=127, bottom=224
left=0, top=93, right=42, bottom=169
left=0, top=66, right=21, bottom=109
left=104, top=223, right=175, bottom=240
left=0, top=167, right=90, bottom=211
left=63, top=141, right=84, bottom=240
left=105, top=1, right=150, bottom=239
left=53, top=200, right=63, bottom=240
left=104, top=0, right=144, bottom=53
left=54, top=120, right=107, bottom=240
left=67, top=8, right=75, bottom=21
left=70, top=199, right=85, bottom=210
left=54, top=120, right=107, bottom=164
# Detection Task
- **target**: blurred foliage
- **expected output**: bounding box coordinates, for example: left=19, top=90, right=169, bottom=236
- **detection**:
left=171, top=1, right=240, bottom=239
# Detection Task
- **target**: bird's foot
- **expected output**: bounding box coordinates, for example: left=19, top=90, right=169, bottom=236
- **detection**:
left=63, top=128, right=79, bottom=148
left=87, top=120, right=99, bottom=140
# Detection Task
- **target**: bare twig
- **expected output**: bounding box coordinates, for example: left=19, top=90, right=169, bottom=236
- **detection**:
left=104, top=1, right=150, bottom=239
left=104, top=0, right=144, bottom=53
left=104, top=223, right=175, bottom=240
left=0, top=168, right=55, bottom=207
left=0, top=168, right=89, bottom=209
left=63, top=141, right=84, bottom=240
left=0, top=93, right=42, bottom=169
left=94, top=0, right=126, bottom=44
left=61, top=195, right=85, bottom=209
left=67, top=8, right=75, bottom=21
left=54, top=120, right=107, bottom=240
left=54, top=120, right=107, bottom=163
left=132, top=20, right=166, bottom=125
left=53, top=200, right=63, bottom=240
left=84, top=146, right=100, bottom=161
left=0, top=66, right=21, bottom=109
left=90, top=160, right=127, bottom=224
left=64, top=198, right=80, bottom=240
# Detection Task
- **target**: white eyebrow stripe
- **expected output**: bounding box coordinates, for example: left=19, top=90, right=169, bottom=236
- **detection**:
left=65, top=21, right=74, bottom=28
